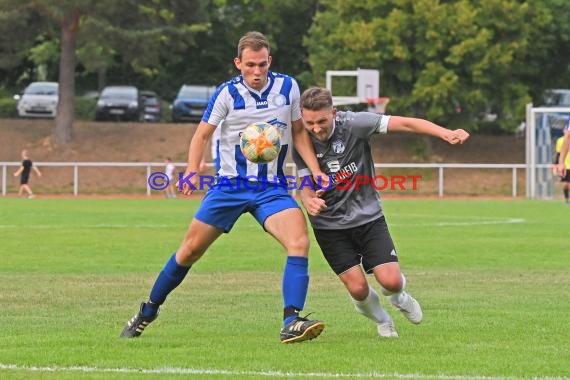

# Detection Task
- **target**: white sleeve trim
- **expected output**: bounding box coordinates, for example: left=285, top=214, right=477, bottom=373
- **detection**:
left=378, top=115, right=390, bottom=134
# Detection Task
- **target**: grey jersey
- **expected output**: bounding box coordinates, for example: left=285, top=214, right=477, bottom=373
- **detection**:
left=294, top=111, right=390, bottom=230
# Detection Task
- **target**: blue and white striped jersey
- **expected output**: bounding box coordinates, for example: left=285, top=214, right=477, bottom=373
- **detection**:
left=202, top=71, right=301, bottom=183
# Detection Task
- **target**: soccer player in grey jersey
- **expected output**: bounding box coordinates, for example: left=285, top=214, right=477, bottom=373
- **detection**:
left=294, top=87, right=469, bottom=338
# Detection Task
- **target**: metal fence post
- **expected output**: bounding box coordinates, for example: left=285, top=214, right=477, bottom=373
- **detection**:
left=73, top=164, right=79, bottom=196
left=512, top=167, right=517, bottom=198
left=2, top=164, right=6, bottom=196
left=146, top=164, right=151, bottom=196
left=438, top=166, right=444, bottom=197
left=291, top=163, right=297, bottom=197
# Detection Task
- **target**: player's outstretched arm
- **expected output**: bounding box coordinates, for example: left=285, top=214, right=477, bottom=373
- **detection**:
left=179, top=121, right=216, bottom=195
left=387, top=116, right=469, bottom=145
left=13, top=166, right=23, bottom=177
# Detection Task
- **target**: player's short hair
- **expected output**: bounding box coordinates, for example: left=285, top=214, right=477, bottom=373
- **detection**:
left=301, top=87, right=333, bottom=111
left=237, top=31, right=269, bottom=59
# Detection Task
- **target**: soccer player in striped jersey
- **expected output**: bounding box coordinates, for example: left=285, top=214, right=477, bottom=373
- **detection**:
left=121, top=32, right=327, bottom=344
left=294, top=87, right=469, bottom=338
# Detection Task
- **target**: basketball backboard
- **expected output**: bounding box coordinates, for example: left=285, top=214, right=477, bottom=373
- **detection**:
left=326, top=68, right=379, bottom=106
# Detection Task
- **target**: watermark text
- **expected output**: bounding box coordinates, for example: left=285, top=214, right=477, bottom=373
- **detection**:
left=147, top=172, right=422, bottom=192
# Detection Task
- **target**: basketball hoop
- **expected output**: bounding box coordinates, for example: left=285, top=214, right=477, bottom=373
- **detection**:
left=367, top=97, right=390, bottom=113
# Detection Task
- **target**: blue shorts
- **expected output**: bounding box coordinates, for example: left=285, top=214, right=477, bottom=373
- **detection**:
left=194, top=179, right=300, bottom=232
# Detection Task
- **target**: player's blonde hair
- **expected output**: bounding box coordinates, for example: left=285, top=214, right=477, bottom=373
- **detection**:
left=300, top=87, right=334, bottom=111
left=237, top=31, right=270, bottom=59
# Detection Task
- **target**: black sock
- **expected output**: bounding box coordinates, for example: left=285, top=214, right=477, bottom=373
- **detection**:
left=141, top=301, right=160, bottom=318
left=283, top=305, right=300, bottom=323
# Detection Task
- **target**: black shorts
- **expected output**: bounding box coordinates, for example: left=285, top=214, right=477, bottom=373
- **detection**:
left=559, top=171, right=570, bottom=182
left=20, top=174, right=30, bottom=185
left=313, top=216, right=398, bottom=275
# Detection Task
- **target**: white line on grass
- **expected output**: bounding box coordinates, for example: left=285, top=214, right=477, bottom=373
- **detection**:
left=0, top=218, right=526, bottom=230
left=0, top=224, right=173, bottom=229
left=0, top=363, right=568, bottom=380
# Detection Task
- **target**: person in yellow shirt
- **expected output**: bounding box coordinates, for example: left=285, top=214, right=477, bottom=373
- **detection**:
left=557, top=120, right=570, bottom=178
left=554, top=134, right=570, bottom=203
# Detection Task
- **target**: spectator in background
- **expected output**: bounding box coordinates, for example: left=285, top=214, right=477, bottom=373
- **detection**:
left=164, top=157, right=177, bottom=199
left=13, top=149, right=42, bottom=198
left=554, top=119, right=570, bottom=203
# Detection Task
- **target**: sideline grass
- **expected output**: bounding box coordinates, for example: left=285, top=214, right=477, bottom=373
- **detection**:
left=0, top=198, right=568, bottom=379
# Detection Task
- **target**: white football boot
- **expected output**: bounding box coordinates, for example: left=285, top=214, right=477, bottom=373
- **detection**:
left=377, top=321, right=399, bottom=338
left=392, top=292, right=423, bottom=324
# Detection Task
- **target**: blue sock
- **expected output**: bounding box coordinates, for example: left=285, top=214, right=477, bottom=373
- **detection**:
left=141, top=253, right=191, bottom=317
left=282, top=256, right=309, bottom=325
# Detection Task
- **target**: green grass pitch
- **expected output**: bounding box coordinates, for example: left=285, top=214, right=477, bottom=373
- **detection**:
left=0, top=198, right=568, bottom=380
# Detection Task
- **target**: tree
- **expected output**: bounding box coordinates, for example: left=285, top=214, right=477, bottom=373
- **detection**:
left=0, top=0, right=209, bottom=145
left=158, top=0, right=319, bottom=93
left=305, top=0, right=561, bottom=131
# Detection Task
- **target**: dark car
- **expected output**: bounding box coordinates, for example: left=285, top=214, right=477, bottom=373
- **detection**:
left=95, top=86, right=143, bottom=122
left=171, top=85, right=217, bottom=123
left=140, top=90, right=162, bottom=122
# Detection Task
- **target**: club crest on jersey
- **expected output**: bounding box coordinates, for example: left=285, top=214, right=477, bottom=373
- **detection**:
left=271, top=94, right=287, bottom=107
left=332, top=139, right=345, bottom=154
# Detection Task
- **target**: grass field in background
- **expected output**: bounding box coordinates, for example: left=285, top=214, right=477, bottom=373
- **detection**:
left=0, top=198, right=568, bottom=380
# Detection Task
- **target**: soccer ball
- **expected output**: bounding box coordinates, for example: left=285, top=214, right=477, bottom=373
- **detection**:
left=240, top=122, right=281, bottom=163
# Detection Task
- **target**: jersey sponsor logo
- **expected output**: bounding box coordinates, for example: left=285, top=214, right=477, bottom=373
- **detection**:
left=326, top=160, right=357, bottom=176
left=326, top=160, right=341, bottom=172
left=256, top=100, right=268, bottom=106
left=332, top=139, right=345, bottom=154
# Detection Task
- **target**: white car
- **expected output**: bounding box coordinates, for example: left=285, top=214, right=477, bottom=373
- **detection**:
left=15, top=81, right=59, bottom=118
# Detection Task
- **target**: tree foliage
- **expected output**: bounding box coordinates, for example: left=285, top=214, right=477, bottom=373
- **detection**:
left=1, top=0, right=570, bottom=136
left=0, top=0, right=209, bottom=144
left=158, top=0, right=318, bottom=95
left=305, top=0, right=568, bottom=131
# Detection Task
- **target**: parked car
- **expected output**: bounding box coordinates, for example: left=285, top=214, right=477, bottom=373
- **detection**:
left=95, top=86, right=143, bottom=122
left=140, top=90, right=162, bottom=122
left=171, top=85, right=217, bottom=122
left=14, top=81, right=59, bottom=118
